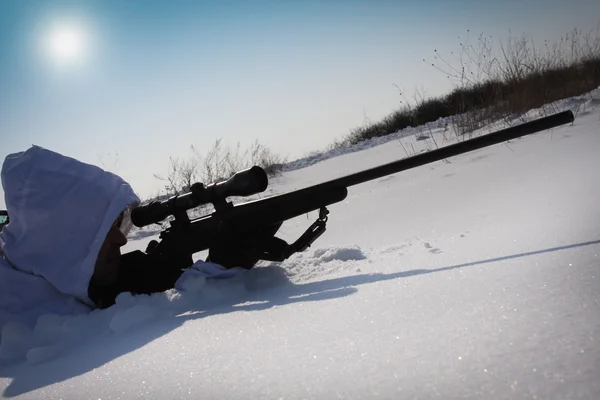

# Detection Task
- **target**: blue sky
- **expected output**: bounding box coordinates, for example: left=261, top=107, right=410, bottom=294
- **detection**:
left=1, top=0, right=598, bottom=206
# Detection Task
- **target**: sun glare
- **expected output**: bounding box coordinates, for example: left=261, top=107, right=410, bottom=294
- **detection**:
left=43, top=23, right=88, bottom=66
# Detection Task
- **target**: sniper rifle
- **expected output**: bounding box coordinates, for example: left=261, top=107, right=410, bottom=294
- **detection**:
left=126, top=110, right=574, bottom=272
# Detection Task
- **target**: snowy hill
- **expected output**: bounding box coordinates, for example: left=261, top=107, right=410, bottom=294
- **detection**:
left=1, top=91, right=599, bottom=399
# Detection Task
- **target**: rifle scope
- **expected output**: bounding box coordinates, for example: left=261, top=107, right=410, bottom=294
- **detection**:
left=131, top=165, right=268, bottom=227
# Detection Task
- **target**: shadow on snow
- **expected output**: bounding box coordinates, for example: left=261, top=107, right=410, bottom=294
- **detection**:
left=1, top=238, right=599, bottom=397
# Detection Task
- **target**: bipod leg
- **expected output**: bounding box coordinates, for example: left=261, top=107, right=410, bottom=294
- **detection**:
left=287, top=207, right=329, bottom=256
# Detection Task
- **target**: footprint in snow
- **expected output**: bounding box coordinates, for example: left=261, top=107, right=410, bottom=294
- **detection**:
left=470, top=154, right=491, bottom=162
left=424, top=242, right=442, bottom=254
left=381, top=243, right=411, bottom=254
left=378, top=175, right=396, bottom=183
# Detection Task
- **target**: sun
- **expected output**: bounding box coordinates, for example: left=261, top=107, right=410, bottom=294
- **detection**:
left=43, top=23, right=88, bottom=66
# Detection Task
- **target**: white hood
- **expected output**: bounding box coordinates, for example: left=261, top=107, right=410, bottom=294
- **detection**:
left=0, top=145, right=140, bottom=330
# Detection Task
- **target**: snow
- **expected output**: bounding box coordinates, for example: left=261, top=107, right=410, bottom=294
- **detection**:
left=1, top=90, right=600, bottom=399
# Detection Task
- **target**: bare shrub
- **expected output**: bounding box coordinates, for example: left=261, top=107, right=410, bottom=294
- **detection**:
left=153, top=146, right=199, bottom=195
left=247, top=139, right=287, bottom=175
left=155, top=139, right=287, bottom=197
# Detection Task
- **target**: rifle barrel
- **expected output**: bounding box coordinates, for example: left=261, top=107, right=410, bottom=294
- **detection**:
left=317, top=110, right=574, bottom=190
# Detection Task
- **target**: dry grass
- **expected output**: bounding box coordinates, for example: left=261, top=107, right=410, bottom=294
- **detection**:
left=340, top=26, right=600, bottom=145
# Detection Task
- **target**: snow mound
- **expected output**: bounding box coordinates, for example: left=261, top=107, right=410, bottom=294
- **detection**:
left=312, top=246, right=367, bottom=263
left=0, top=265, right=291, bottom=365
left=108, top=304, right=160, bottom=333
left=284, top=246, right=367, bottom=282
